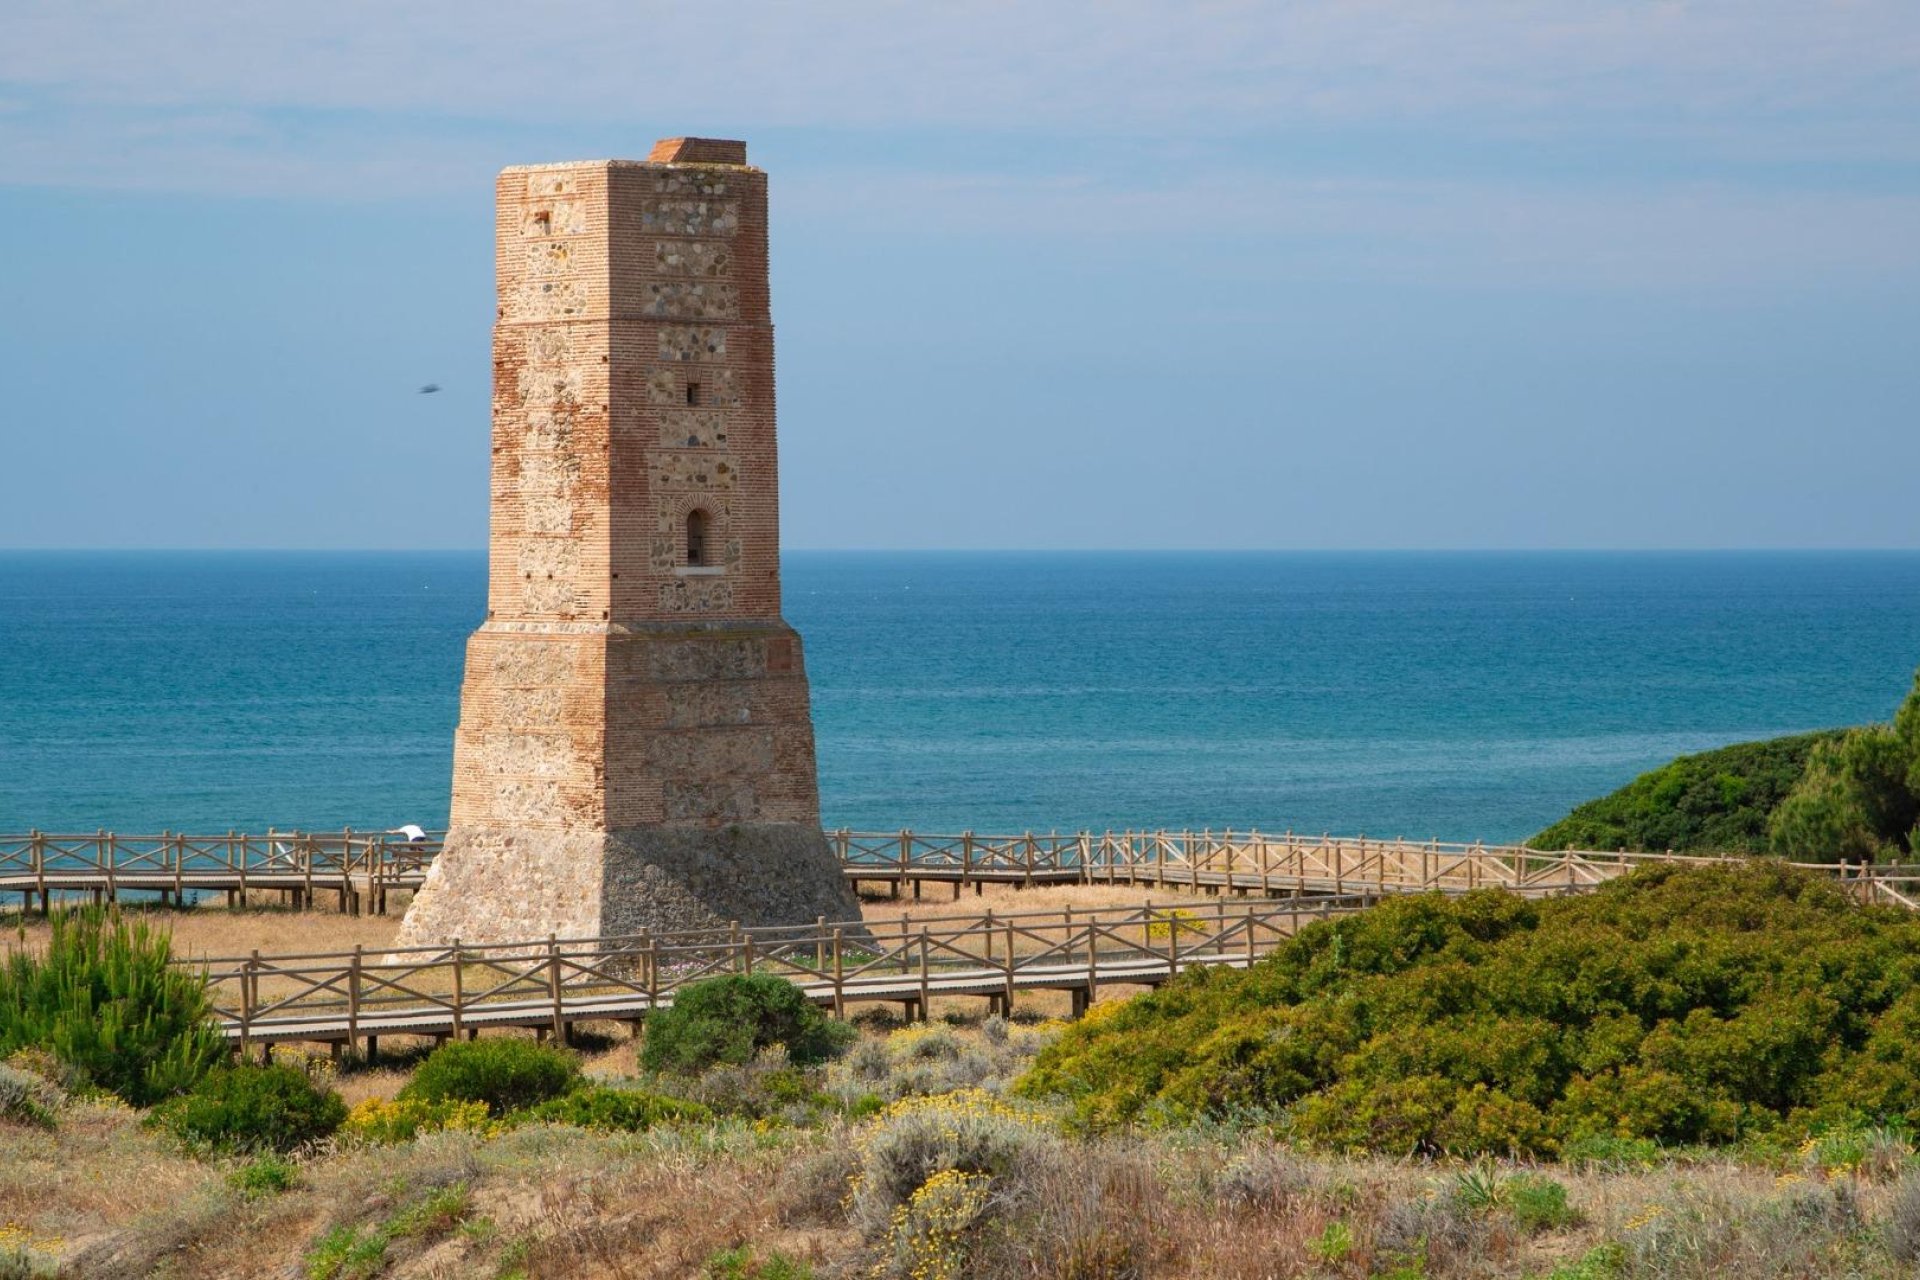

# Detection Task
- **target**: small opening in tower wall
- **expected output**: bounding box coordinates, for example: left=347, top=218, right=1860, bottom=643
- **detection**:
left=686, top=381, right=701, bottom=406
left=686, top=509, right=710, bottom=567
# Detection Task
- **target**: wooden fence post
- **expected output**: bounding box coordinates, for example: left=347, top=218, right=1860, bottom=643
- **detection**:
left=450, top=940, right=464, bottom=1040
left=645, top=929, right=659, bottom=1009
left=918, top=929, right=931, bottom=1023
left=1003, top=921, right=1016, bottom=1011
left=831, top=927, right=845, bottom=1018
left=240, top=951, right=258, bottom=1055
left=547, top=934, right=565, bottom=1043
left=347, top=945, right=362, bottom=1059
left=1084, top=914, right=1099, bottom=1008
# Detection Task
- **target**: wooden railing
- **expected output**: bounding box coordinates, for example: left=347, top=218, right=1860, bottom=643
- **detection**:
left=0, top=829, right=439, bottom=913
left=6, top=825, right=1920, bottom=913
left=196, top=893, right=1384, bottom=1049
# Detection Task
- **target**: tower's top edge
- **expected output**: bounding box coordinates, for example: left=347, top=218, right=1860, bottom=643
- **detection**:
left=500, top=139, right=752, bottom=178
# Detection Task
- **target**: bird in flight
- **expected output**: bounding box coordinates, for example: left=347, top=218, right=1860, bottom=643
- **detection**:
left=418, top=383, right=442, bottom=394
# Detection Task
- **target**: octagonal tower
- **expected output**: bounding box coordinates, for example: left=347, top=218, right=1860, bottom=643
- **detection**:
left=397, top=139, right=862, bottom=946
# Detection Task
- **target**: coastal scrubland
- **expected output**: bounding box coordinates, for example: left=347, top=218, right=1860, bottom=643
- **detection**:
left=1533, top=669, right=1920, bottom=858
left=10, top=866, right=1920, bottom=1277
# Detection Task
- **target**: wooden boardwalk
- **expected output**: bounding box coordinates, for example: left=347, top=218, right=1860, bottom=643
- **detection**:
left=200, top=894, right=1385, bottom=1053
left=4, top=826, right=1916, bottom=914
left=9, top=823, right=1920, bottom=1050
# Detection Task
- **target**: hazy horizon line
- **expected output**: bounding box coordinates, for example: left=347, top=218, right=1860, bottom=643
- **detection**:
left=6, top=546, right=1920, bottom=557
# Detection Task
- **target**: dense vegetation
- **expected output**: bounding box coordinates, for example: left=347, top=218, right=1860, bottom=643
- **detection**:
left=397, top=1036, right=580, bottom=1116
left=642, top=972, right=856, bottom=1073
left=0, top=908, right=223, bottom=1106
left=1018, top=863, right=1920, bottom=1155
left=1533, top=670, right=1920, bottom=859
left=152, top=1061, right=347, bottom=1153
left=1530, top=730, right=1842, bottom=854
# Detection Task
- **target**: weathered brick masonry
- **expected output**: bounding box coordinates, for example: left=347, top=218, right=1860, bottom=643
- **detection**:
left=397, top=139, right=864, bottom=947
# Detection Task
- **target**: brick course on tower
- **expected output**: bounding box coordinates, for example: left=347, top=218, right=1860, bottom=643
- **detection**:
left=396, top=139, right=864, bottom=947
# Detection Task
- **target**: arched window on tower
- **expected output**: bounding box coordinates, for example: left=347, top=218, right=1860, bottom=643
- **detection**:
left=686, top=509, right=710, bottom=567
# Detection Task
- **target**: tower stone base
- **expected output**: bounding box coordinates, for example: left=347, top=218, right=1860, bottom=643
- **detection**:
left=395, top=822, right=865, bottom=947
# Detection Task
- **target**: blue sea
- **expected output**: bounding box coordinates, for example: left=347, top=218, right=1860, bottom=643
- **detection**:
left=2, top=551, right=1918, bottom=844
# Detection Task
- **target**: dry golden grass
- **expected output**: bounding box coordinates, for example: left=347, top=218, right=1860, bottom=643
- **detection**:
left=6, top=1093, right=1908, bottom=1280
left=3, top=901, right=402, bottom=963
left=3, top=1016, right=1916, bottom=1278
left=0, top=1099, right=219, bottom=1262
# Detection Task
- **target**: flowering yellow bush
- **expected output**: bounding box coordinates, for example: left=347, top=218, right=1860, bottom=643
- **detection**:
left=340, top=1095, right=497, bottom=1145
left=869, top=1087, right=1039, bottom=1129
left=0, top=1221, right=59, bottom=1276
left=847, top=1089, right=1053, bottom=1235
left=1145, top=909, right=1210, bottom=942
left=874, top=1168, right=994, bottom=1280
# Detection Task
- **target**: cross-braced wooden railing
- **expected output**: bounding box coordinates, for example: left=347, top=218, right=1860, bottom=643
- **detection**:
left=194, top=893, right=1383, bottom=1049
left=0, top=828, right=439, bottom=913
left=8, top=825, right=1920, bottom=914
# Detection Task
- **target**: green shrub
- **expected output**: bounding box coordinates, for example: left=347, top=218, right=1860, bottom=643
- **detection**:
left=1531, top=730, right=1843, bottom=853
left=304, top=1184, right=473, bottom=1280
left=0, top=1243, right=57, bottom=1280
left=1506, top=1174, right=1578, bottom=1232
left=703, top=1245, right=816, bottom=1279
left=0, top=1064, right=58, bottom=1129
left=642, top=974, right=855, bottom=1074
left=305, top=1223, right=388, bottom=1280
left=666, top=1046, right=845, bottom=1122
left=1558, top=1133, right=1661, bottom=1170
left=1018, top=863, right=1920, bottom=1156
left=398, top=1037, right=579, bottom=1116
left=153, top=1062, right=347, bottom=1154
left=1538, top=1244, right=1625, bottom=1280
left=1770, top=725, right=1920, bottom=858
left=386, top=1181, right=473, bottom=1240
left=1535, top=668, right=1920, bottom=860
left=229, top=1153, right=300, bottom=1198
left=516, top=1084, right=709, bottom=1132
left=1307, top=1220, right=1352, bottom=1263
left=0, top=908, right=224, bottom=1106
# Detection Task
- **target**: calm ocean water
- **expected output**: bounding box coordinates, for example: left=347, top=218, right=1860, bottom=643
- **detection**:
left=2, top=551, right=1917, bottom=843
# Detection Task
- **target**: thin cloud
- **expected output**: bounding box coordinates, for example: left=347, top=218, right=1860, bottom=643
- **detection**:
left=4, top=1, right=1918, bottom=139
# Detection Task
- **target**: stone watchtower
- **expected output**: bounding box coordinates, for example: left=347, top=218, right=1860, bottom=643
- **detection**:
left=397, top=138, right=863, bottom=947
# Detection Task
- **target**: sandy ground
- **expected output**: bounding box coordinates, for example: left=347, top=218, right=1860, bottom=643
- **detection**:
left=3, top=879, right=1210, bottom=959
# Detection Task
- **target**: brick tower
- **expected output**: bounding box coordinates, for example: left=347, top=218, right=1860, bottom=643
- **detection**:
left=397, top=139, right=863, bottom=947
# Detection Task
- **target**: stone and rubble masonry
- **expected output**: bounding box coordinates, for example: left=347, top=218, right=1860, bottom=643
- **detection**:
left=397, top=138, right=866, bottom=948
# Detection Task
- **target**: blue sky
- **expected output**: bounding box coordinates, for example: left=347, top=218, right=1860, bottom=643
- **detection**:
left=2, top=1, right=1916, bottom=550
